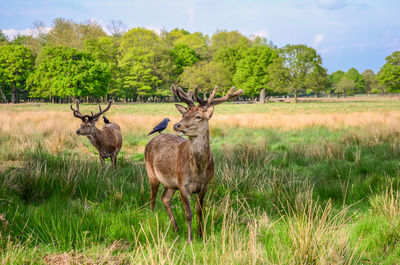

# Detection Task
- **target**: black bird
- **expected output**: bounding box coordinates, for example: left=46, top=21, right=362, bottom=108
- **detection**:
left=148, top=118, right=170, bottom=136
left=103, top=116, right=111, bottom=124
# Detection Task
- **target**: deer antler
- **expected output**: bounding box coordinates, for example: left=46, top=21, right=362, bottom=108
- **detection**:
left=70, top=100, right=112, bottom=121
left=171, top=85, right=195, bottom=107
left=90, top=100, right=113, bottom=120
left=195, top=86, right=243, bottom=107
left=70, top=100, right=89, bottom=121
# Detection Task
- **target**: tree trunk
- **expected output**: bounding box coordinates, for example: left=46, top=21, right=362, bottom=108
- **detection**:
left=11, top=87, right=16, bottom=104
left=260, top=89, right=265, bottom=104
left=0, top=86, right=8, bottom=103
left=294, top=89, right=298, bottom=103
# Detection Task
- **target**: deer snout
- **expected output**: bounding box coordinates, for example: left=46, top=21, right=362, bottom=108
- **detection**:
left=76, top=129, right=80, bottom=135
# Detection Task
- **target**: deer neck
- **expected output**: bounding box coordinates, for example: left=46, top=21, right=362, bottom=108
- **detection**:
left=87, top=126, right=103, bottom=150
left=187, top=129, right=211, bottom=171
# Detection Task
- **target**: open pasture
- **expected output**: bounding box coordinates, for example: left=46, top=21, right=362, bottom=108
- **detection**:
left=2, top=98, right=400, bottom=264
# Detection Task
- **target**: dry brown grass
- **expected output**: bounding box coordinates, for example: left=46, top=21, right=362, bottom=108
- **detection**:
left=3, top=110, right=400, bottom=135
left=212, top=111, right=400, bottom=131
left=2, top=108, right=400, bottom=166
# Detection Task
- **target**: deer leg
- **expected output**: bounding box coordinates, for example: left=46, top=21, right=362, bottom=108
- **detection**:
left=149, top=180, right=160, bottom=212
left=99, top=154, right=105, bottom=168
left=161, top=188, right=178, bottom=232
left=180, top=189, right=193, bottom=241
left=111, top=155, right=117, bottom=168
left=196, top=188, right=207, bottom=237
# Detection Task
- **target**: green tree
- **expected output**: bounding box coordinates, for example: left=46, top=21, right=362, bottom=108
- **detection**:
left=170, top=43, right=199, bottom=78
left=0, top=45, right=34, bottom=103
left=28, top=46, right=110, bottom=101
left=210, top=30, right=249, bottom=54
left=344, top=68, right=365, bottom=93
left=171, top=31, right=209, bottom=59
left=378, top=51, right=400, bottom=93
left=47, top=18, right=106, bottom=49
left=362, top=69, right=379, bottom=94
left=180, top=61, right=231, bottom=95
left=84, top=37, right=124, bottom=99
left=267, top=44, right=325, bottom=102
left=0, top=30, right=8, bottom=44
left=328, top=70, right=345, bottom=94
left=305, top=65, right=329, bottom=96
left=119, top=27, right=164, bottom=101
left=334, top=76, right=356, bottom=97
left=233, top=45, right=277, bottom=97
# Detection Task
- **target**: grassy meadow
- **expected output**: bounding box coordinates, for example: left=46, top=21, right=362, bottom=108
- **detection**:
left=2, top=98, right=400, bottom=264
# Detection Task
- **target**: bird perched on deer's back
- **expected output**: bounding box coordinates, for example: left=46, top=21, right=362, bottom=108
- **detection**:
left=103, top=116, right=110, bottom=124
left=148, top=118, right=170, bottom=136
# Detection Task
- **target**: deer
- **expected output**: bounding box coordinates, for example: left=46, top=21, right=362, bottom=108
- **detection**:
left=145, top=85, right=243, bottom=241
left=70, top=100, right=123, bottom=168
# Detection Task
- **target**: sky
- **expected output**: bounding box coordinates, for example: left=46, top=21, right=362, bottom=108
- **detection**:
left=1, top=0, right=399, bottom=73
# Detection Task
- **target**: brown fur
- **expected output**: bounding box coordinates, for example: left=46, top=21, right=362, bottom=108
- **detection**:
left=71, top=100, right=122, bottom=167
left=82, top=122, right=122, bottom=167
left=145, top=86, right=242, bottom=241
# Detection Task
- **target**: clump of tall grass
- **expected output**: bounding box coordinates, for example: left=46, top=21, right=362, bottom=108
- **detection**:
left=370, top=186, right=400, bottom=222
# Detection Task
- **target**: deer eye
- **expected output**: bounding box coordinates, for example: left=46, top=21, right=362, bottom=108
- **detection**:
left=195, top=115, right=202, bottom=120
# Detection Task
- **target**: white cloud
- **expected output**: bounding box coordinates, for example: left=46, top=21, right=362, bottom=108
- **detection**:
left=312, top=33, right=325, bottom=46
left=251, top=29, right=269, bottom=39
left=2, top=26, right=51, bottom=39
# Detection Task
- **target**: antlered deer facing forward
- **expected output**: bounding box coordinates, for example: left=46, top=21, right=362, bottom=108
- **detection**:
left=71, top=100, right=122, bottom=167
left=145, top=85, right=243, bottom=241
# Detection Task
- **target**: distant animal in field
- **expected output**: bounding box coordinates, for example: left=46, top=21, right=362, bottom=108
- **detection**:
left=71, top=100, right=122, bottom=168
left=147, top=118, right=170, bottom=136
left=103, top=116, right=110, bottom=124
left=145, top=85, right=243, bottom=241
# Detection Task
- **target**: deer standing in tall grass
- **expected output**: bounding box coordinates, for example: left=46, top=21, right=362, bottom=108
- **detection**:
left=70, top=100, right=122, bottom=168
left=145, top=85, right=243, bottom=241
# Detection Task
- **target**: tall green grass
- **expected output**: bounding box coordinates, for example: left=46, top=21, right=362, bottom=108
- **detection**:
left=2, top=102, right=400, bottom=263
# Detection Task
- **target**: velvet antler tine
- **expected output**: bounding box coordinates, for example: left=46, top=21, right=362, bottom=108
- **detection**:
left=207, top=86, right=218, bottom=105
left=194, top=86, right=207, bottom=106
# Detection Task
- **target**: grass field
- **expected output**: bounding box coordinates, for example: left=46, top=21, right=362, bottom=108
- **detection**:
left=2, top=99, right=400, bottom=264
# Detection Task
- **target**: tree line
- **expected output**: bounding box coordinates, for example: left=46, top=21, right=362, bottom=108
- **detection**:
left=0, top=18, right=399, bottom=104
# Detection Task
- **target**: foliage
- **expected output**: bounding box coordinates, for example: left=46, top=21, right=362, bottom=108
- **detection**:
left=379, top=51, right=400, bottom=93
left=334, top=76, right=356, bottom=96
left=267, top=44, right=327, bottom=101
left=47, top=18, right=107, bottom=49
left=0, top=45, right=34, bottom=103
left=362, top=69, right=381, bottom=94
left=328, top=70, right=345, bottom=94
left=0, top=30, right=9, bottom=44
left=180, top=61, right=231, bottom=94
left=2, top=17, right=395, bottom=102
left=232, top=45, right=277, bottom=96
left=118, top=27, right=164, bottom=100
left=84, top=37, right=124, bottom=97
left=28, top=46, right=110, bottom=99
left=344, top=67, right=366, bottom=93
left=210, top=30, right=249, bottom=54
left=170, top=43, right=198, bottom=78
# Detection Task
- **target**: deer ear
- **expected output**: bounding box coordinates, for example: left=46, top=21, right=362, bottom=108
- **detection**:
left=204, top=105, right=214, bottom=119
left=175, top=104, right=187, bottom=114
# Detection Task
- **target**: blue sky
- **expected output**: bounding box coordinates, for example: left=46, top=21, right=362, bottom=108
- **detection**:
left=1, top=0, right=399, bottom=73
